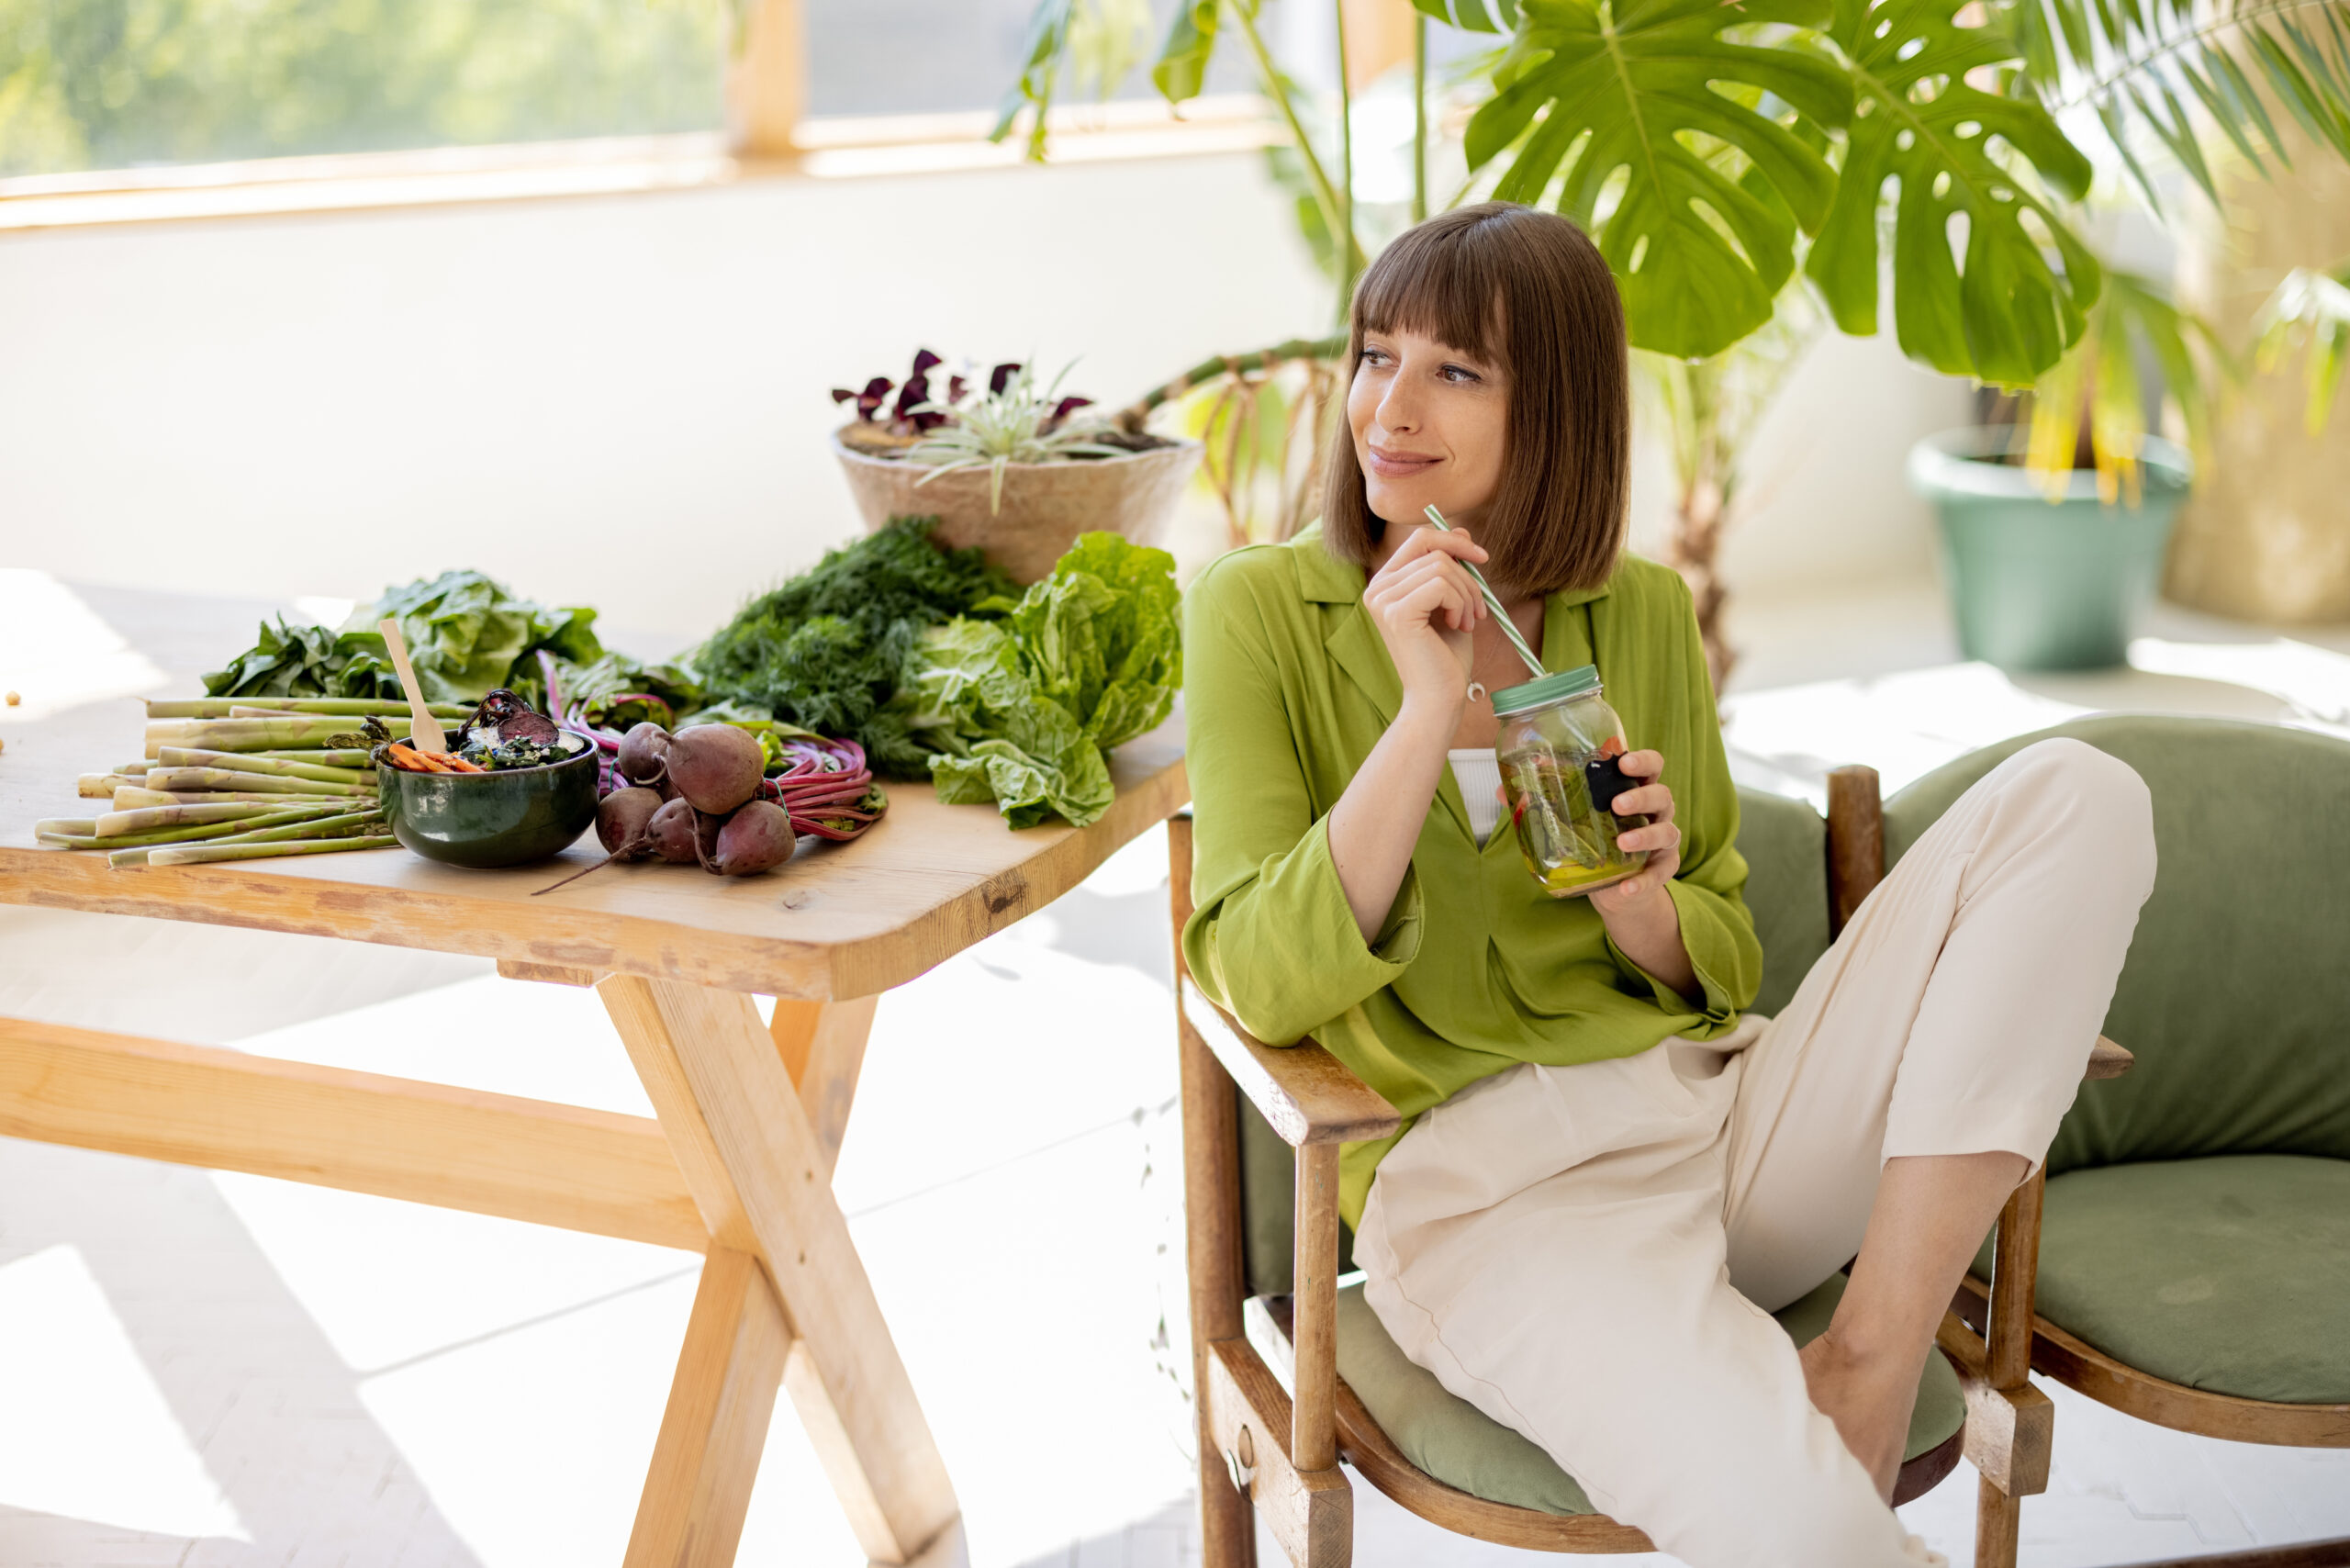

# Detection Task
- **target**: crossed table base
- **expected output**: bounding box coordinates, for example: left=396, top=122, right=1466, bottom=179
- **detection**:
left=0, top=715, right=1186, bottom=1565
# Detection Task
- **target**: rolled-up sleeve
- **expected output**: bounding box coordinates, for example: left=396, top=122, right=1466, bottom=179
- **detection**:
left=1606, top=574, right=1762, bottom=1035
left=1181, top=560, right=1419, bottom=1045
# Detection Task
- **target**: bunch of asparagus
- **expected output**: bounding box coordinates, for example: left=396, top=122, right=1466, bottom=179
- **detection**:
left=39, top=696, right=466, bottom=868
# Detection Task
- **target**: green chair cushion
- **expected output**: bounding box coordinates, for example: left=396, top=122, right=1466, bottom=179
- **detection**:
left=1884, top=716, right=2350, bottom=1176
left=1334, top=1271, right=1965, bottom=1515
left=1971, top=1154, right=2350, bottom=1405
left=1734, top=784, right=1833, bottom=1020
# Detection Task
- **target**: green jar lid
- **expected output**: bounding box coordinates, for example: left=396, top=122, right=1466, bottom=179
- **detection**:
left=1491, top=664, right=1601, bottom=716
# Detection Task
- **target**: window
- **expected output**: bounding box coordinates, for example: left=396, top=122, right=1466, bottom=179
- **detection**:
left=0, top=0, right=725, bottom=177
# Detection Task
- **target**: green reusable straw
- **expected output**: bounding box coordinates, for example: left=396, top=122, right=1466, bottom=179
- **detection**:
left=1423, top=504, right=1547, bottom=678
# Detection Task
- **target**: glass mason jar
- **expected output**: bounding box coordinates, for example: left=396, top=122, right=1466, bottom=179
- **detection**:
left=1492, top=665, right=1648, bottom=899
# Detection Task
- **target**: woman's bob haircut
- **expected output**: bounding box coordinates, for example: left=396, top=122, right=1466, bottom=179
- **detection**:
left=1321, top=201, right=1630, bottom=597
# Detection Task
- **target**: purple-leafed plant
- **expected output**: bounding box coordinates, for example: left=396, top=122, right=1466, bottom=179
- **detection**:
left=834, top=350, right=1038, bottom=438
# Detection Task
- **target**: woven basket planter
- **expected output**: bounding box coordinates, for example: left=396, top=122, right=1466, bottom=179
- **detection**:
left=831, top=431, right=1203, bottom=584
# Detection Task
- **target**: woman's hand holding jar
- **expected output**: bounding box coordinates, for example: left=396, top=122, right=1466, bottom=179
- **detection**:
left=1588, top=750, right=1698, bottom=1000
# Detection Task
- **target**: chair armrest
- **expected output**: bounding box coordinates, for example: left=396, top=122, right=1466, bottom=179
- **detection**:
left=1180, top=977, right=1402, bottom=1148
left=2087, top=1035, right=2132, bottom=1081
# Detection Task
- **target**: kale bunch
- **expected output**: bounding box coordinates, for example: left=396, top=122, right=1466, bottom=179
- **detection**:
left=691, top=517, right=1014, bottom=777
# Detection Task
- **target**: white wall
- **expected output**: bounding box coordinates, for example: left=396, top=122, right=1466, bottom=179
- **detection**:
left=2, top=156, right=1964, bottom=644
left=1625, top=332, right=1972, bottom=599
left=0, top=154, right=1330, bottom=638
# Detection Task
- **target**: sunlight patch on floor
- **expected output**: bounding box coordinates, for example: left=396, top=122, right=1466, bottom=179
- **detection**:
left=0, top=1244, right=248, bottom=1541
left=0, top=569, right=170, bottom=722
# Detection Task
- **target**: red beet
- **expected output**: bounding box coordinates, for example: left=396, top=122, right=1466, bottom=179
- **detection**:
left=667, top=723, right=765, bottom=815
left=645, top=797, right=704, bottom=864
left=704, top=799, right=796, bottom=877
left=597, top=787, right=663, bottom=857
left=618, top=722, right=671, bottom=787
left=532, top=786, right=669, bottom=896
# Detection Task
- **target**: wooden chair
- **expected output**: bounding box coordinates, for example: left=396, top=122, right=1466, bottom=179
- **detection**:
left=1167, top=767, right=2101, bottom=1565
left=1885, top=716, right=2350, bottom=1568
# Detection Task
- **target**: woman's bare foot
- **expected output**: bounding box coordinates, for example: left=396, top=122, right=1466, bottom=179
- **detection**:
left=1799, top=1327, right=1922, bottom=1500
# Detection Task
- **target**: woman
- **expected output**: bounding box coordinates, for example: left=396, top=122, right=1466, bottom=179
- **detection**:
left=1180, top=202, right=2156, bottom=1566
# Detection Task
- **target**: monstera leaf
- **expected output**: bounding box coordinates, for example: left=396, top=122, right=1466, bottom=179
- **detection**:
left=1412, top=0, right=1519, bottom=31
left=1806, top=0, right=2100, bottom=386
left=1463, top=0, right=1852, bottom=360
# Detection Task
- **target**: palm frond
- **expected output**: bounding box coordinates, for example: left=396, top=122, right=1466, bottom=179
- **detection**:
left=2024, top=269, right=2232, bottom=503
left=2253, top=261, right=2350, bottom=431
left=2021, top=0, right=2350, bottom=207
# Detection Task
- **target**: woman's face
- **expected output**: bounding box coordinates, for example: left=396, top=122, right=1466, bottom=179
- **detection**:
left=1348, top=321, right=1510, bottom=534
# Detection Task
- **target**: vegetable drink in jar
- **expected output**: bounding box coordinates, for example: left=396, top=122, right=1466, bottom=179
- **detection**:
left=1492, top=665, right=1647, bottom=898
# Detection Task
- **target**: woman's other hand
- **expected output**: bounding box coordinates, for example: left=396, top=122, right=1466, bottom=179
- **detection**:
left=1589, top=749, right=1700, bottom=999
left=1363, top=524, right=1487, bottom=719
left=1590, top=749, right=1682, bottom=907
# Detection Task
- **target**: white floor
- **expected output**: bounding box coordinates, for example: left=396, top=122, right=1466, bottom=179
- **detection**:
left=4, top=571, right=2349, bottom=1568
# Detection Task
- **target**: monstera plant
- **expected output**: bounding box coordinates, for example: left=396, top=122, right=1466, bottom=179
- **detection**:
left=998, top=0, right=2350, bottom=685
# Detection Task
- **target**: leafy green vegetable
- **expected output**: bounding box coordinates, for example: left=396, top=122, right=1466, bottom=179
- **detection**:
left=691, top=517, right=1016, bottom=777
left=202, top=616, right=383, bottom=700
left=532, top=649, right=705, bottom=729
left=366, top=571, right=602, bottom=704
left=900, top=532, right=1181, bottom=828
left=204, top=571, right=602, bottom=706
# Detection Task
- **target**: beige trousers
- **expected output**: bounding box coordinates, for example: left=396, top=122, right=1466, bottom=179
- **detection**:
left=1355, top=739, right=2158, bottom=1567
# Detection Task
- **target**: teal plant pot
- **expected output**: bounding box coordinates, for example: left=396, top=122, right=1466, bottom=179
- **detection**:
left=377, top=738, right=599, bottom=868
left=1908, top=426, right=2192, bottom=671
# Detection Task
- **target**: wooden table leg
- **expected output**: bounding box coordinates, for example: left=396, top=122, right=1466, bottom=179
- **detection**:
left=602, top=975, right=957, bottom=1566
left=770, top=993, right=880, bottom=1178
left=627, top=1245, right=793, bottom=1568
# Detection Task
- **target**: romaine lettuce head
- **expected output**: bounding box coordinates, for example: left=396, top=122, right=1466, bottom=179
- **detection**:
left=898, top=532, right=1180, bottom=828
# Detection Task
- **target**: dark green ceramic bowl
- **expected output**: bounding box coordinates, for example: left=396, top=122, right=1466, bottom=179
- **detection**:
left=377, top=737, right=600, bottom=868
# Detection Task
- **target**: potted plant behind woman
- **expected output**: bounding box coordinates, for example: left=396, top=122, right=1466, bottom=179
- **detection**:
left=832, top=352, right=1203, bottom=584
left=1908, top=275, right=2215, bottom=670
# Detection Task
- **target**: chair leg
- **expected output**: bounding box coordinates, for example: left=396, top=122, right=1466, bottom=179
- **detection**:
left=1172, top=815, right=1259, bottom=1568
left=1972, top=1173, right=2047, bottom=1568
left=1975, top=1474, right=2022, bottom=1568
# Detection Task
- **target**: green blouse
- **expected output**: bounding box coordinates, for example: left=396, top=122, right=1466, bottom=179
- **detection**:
left=1181, top=524, right=1763, bottom=1228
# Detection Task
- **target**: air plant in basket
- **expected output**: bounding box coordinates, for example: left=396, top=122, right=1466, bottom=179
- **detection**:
left=901, top=360, right=1129, bottom=515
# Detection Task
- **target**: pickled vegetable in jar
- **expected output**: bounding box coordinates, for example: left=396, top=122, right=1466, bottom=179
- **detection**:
left=1492, top=665, right=1647, bottom=899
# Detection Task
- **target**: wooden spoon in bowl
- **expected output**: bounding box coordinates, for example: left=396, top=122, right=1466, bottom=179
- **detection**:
left=377, top=618, right=448, bottom=755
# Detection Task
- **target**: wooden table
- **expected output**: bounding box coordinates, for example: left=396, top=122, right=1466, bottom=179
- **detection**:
left=0, top=699, right=1186, bottom=1566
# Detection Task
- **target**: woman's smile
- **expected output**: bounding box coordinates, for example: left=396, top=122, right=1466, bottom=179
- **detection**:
left=1366, top=442, right=1442, bottom=478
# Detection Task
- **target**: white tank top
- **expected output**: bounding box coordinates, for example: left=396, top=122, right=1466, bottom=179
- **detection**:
left=1448, top=748, right=1505, bottom=846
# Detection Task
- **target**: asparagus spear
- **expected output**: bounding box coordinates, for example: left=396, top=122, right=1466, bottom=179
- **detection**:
left=146, top=698, right=468, bottom=719
left=209, top=809, right=384, bottom=846
left=248, top=749, right=375, bottom=768
left=114, top=787, right=349, bottom=809
left=35, top=818, right=100, bottom=837
left=155, top=747, right=374, bottom=786
left=109, top=810, right=385, bottom=865
left=145, top=716, right=408, bottom=756
left=95, top=801, right=294, bottom=835
left=78, top=773, right=148, bottom=799
left=40, top=803, right=340, bottom=850
left=145, top=767, right=372, bottom=798
left=144, top=834, right=399, bottom=867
